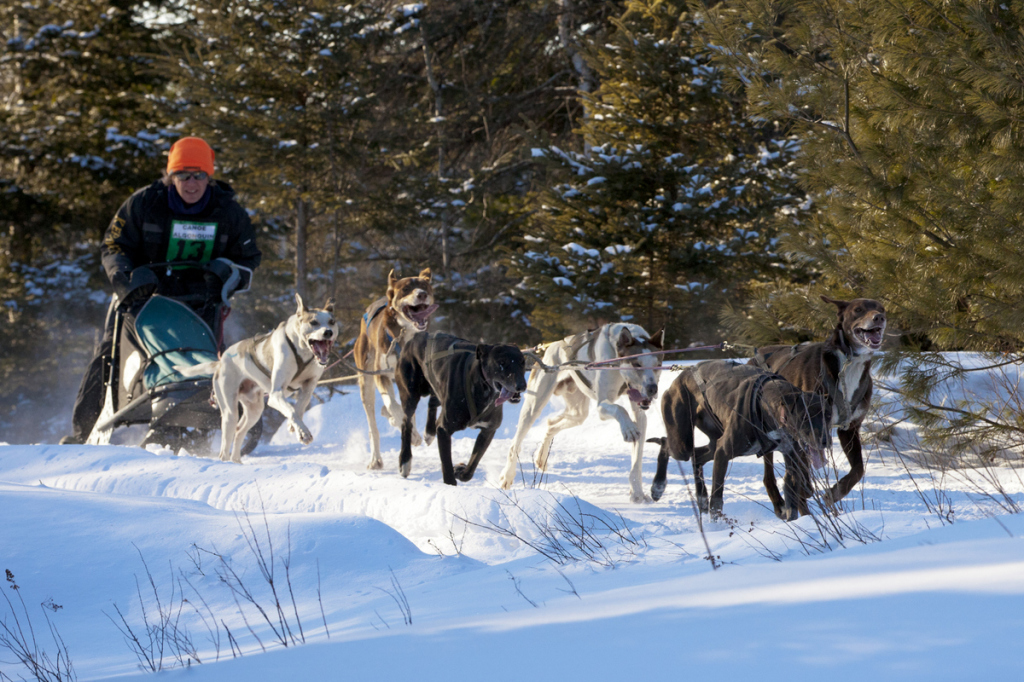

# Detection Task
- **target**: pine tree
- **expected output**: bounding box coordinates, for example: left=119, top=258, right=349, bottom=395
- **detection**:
left=0, top=0, right=173, bottom=260
left=166, top=0, right=396, bottom=312
left=353, top=0, right=616, bottom=344
left=511, top=0, right=806, bottom=345
left=166, top=1, right=593, bottom=344
left=0, top=0, right=176, bottom=437
left=703, top=0, right=1024, bottom=457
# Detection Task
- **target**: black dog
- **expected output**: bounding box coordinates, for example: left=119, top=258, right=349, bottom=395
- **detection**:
left=751, top=296, right=886, bottom=505
left=397, top=332, right=527, bottom=485
left=648, top=360, right=830, bottom=521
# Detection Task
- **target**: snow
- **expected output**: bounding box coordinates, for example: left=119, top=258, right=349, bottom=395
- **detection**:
left=562, top=243, right=600, bottom=259
left=3, top=359, right=1024, bottom=680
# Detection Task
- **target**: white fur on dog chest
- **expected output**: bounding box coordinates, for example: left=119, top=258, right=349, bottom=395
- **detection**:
left=834, top=353, right=872, bottom=429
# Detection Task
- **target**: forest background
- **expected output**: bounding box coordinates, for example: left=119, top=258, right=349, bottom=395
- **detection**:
left=4, top=0, right=1024, bottom=457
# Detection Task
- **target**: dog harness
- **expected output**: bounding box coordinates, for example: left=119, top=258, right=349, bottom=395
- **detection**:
left=752, top=336, right=866, bottom=431
left=692, top=362, right=789, bottom=454
left=424, top=333, right=496, bottom=427
left=564, top=325, right=655, bottom=403
left=240, top=322, right=315, bottom=390
left=565, top=328, right=600, bottom=391
left=362, top=299, right=399, bottom=353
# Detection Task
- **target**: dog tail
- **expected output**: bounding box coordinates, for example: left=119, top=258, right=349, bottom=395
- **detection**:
left=661, top=387, right=696, bottom=462
left=175, top=361, right=218, bottom=379
left=646, top=436, right=668, bottom=458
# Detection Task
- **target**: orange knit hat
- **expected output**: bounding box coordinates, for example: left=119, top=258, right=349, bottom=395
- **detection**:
left=166, top=137, right=215, bottom=175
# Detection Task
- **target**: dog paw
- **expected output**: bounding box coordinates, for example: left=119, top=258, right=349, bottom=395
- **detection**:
left=424, top=432, right=435, bottom=446
left=367, top=458, right=384, bottom=471
left=454, top=463, right=473, bottom=482
left=288, top=423, right=315, bottom=445
left=497, top=467, right=515, bottom=490
left=292, top=423, right=313, bottom=445
left=411, top=429, right=423, bottom=447
left=533, top=449, right=550, bottom=471
left=650, top=480, right=666, bottom=501
left=630, top=490, right=653, bottom=504
left=399, top=459, right=412, bottom=478
left=620, top=423, right=641, bottom=443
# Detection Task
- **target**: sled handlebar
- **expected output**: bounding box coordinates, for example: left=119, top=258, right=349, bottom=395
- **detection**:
left=141, top=260, right=253, bottom=305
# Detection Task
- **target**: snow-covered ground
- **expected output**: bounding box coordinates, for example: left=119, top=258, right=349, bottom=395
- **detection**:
left=3, top=360, right=1024, bottom=680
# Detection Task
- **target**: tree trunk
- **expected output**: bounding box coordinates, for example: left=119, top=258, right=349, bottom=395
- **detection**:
left=331, top=209, right=341, bottom=303
left=559, top=0, right=596, bottom=153
left=295, top=195, right=308, bottom=300
left=421, top=21, right=450, bottom=281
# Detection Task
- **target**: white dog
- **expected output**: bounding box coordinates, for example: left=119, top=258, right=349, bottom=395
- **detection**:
left=497, top=323, right=663, bottom=502
left=178, top=294, right=338, bottom=463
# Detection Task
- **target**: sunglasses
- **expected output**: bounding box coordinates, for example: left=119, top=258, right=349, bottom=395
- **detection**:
left=172, top=170, right=209, bottom=182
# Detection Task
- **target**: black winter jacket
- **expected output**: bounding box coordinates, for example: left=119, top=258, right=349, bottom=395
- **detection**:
left=101, top=180, right=262, bottom=285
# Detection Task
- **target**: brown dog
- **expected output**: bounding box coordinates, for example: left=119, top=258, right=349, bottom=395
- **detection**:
left=751, top=296, right=886, bottom=505
left=354, top=268, right=438, bottom=470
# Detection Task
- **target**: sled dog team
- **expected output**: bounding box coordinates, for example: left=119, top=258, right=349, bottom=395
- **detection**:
left=189, top=269, right=886, bottom=522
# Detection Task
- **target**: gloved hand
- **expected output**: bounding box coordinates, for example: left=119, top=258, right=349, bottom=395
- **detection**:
left=111, top=271, right=131, bottom=302
left=113, top=267, right=158, bottom=310
left=203, top=258, right=236, bottom=302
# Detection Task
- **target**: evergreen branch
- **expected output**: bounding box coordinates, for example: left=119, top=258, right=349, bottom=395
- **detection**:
left=878, top=381, right=1017, bottom=433
left=486, top=70, right=572, bottom=104
left=915, top=0, right=969, bottom=35
left=454, top=212, right=535, bottom=258
left=842, top=77, right=860, bottom=160
left=922, top=230, right=956, bottom=249
left=763, top=35, right=838, bottom=78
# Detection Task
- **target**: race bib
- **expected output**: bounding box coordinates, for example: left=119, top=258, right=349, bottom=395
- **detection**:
left=167, top=221, right=218, bottom=263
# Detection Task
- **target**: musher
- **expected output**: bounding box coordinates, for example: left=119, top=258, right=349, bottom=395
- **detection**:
left=62, top=137, right=261, bottom=444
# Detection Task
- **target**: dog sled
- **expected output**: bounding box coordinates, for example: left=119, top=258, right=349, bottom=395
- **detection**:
left=86, top=260, right=262, bottom=454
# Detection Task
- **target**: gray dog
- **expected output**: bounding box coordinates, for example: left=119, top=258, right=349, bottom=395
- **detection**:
left=648, top=360, right=831, bottom=521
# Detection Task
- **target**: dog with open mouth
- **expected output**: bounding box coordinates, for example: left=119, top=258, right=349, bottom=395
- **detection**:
left=354, top=268, right=438, bottom=470
left=177, top=294, right=338, bottom=463
left=396, top=332, right=527, bottom=485
left=497, top=323, right=664, bottom=503
left=751, top=295, right=886, bottom=505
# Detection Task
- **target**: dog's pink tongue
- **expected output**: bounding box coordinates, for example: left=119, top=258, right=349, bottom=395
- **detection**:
left=313, top=340, right=332, bottom=364
left=627, top=388, right=647, bottom=404
left=412, top=303, right=439, bottom=323
left=495, top=386, right=513, bottom=405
